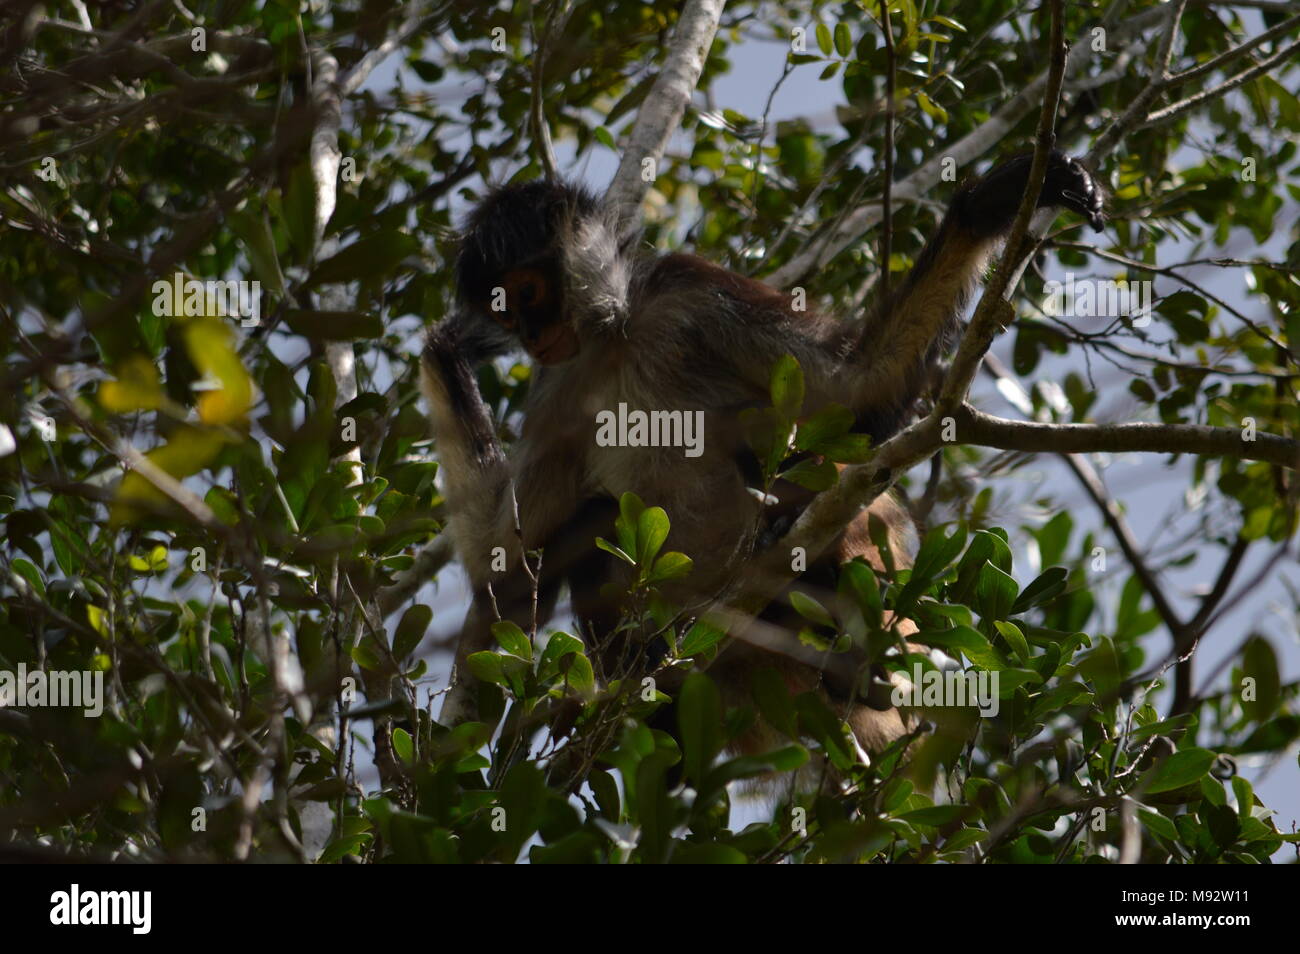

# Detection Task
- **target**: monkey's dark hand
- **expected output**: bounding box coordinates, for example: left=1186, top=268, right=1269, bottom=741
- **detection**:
left=424, top=309, right=513, bottom=366
left=1039, top=151, right=1105, bottom=233
left=961, top=149, right=1106, bottom=236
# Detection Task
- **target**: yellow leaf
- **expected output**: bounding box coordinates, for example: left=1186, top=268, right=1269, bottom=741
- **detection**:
left=185, top=319, right=253, bottom=425
left=110, top=426, right=226, bottom=525
left=128, top=545, right=168, bottom=573
left=87, top=604, right=109, bottom=637
left=99, top=356, right=164, bottom=413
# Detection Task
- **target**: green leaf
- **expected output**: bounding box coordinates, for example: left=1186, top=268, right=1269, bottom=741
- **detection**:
left=778, top=457, right=838, bottom=490
left=617, top=492, right=646, bottom=559
left=670, top=843, right=747, bottom=864
left=974, top=563, right=1018, bottom=621
left=392, top=727, right=413, bottom=763
left=680, top=619, right=726, bottom=656
left=789, top=589, right=835, bottom=629
left=466, top=651, right=524, bottom=692
left=99, top=356, right=164, bottom=413
left=679, top=672, right=724, bottom=785
left=392, top=605, right=431, bottom=661
left=794, top=403, right=853, bottom=451
left=794, top=693, right=856, bottom=770
left=228, top=207, right=286, bottom=296
left=647, top=550, right=693, bottom=584
left=912, top=523, right=968, bottom=584
left=1011, top=566, right=1067, bottom=613
left=595, top=537, right=636, bottom=564
left=914, top=625, right=999, bottom=668
left=916, top=91, right=948, bottom=124
left=538, top=631, right=584, bottom=680
left=1144, top=747, right=1216, bottom=794
left=562, top=652, right=596, bottom=696
left=308, top=230, right=419, bottom=285
left=897, top=805, right=966, bottom=827
left=350, top=641, right=381, bottom=672
left=636, top=506, right=670, bottom=567
left=929, top=14, right=967, bottom=31
left=1138, top=808, right=1181, bottom=844
left=284, top=309, right=383, bottom=340
left=811, top=433, right=872, bottom=463
left=769, top=354, right=804, bottom=420
left=705, top=746, right=808, bottom=789
left=283, top=162, right=317, bottom=261
left=1240, top=635, right=1281, bottom=722
left=838, top=559, right=882, bottom=629
left=815, top=22, right=833, bottom=55
left=994, top=668, right=1041, bottom=696
left=492, top=620, right=532, bottom=660
left=750, top=667, right=798, bottom=738
left=993, top=620, right=1029, bottom=662
left=10, top=558, right=46, bottom=598
left=1078, top=635, right=1120, bottom=703
left=833, top=22, right=852, bottom=58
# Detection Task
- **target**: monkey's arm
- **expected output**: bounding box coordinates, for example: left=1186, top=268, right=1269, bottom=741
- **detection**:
left=420, top=321, right=514, bottom=586
left=421, top=320, right=534, bottom=724
left=847, top=150, right=1104, bottom=437
left=421, top=318, right=594, bottom=724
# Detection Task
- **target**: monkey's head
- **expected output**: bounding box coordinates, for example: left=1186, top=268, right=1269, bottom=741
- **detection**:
left=455, top=180, right=604, bottom=366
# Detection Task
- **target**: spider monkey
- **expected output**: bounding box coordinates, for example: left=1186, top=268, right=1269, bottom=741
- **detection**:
left=421, top=150, right=1104, bottom=760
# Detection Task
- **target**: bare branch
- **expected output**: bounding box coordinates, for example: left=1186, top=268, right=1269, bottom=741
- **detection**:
left=1086, top=0, right=1190, bottom=163
left=529, top=3, right=569, bottom=181
left=340, top=1, right=440, bottom=96
left=1164, top=12, right=1300, bottom=88
left=878, top=0, right=896, bottom=305
left=604, top=0, right=726, bottom=232
left=959, top=406, right=1300, bottom=469
left=1144, top=36, right=1300, bottom=128
left=378, top=535, right=456, bottom=617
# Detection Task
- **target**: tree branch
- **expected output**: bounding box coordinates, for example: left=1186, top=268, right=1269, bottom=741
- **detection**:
left=603, top=0, right=726, bottom=233
left=958, top=406, right=1300, bottom=469
left=936, top=0, right=1067, bottom=414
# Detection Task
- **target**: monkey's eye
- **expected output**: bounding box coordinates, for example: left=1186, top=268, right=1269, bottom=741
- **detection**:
left=503, top=268, right=550, bottom=310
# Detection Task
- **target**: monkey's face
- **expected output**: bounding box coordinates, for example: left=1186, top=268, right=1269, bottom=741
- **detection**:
left=493, top=260, right=580, bottom=365
left=456, top=179, right=603, bottom=365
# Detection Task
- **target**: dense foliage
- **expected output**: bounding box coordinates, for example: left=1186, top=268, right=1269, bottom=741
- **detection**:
left=1, top=0, right=1297, bottom=863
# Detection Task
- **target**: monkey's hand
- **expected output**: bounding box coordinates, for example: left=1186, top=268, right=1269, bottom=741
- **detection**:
left=962, top=149, right=1106, bottom=235
left=424, top=309, right=513, bottom=366
left=1039, top=151, right=1105, bottom=233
